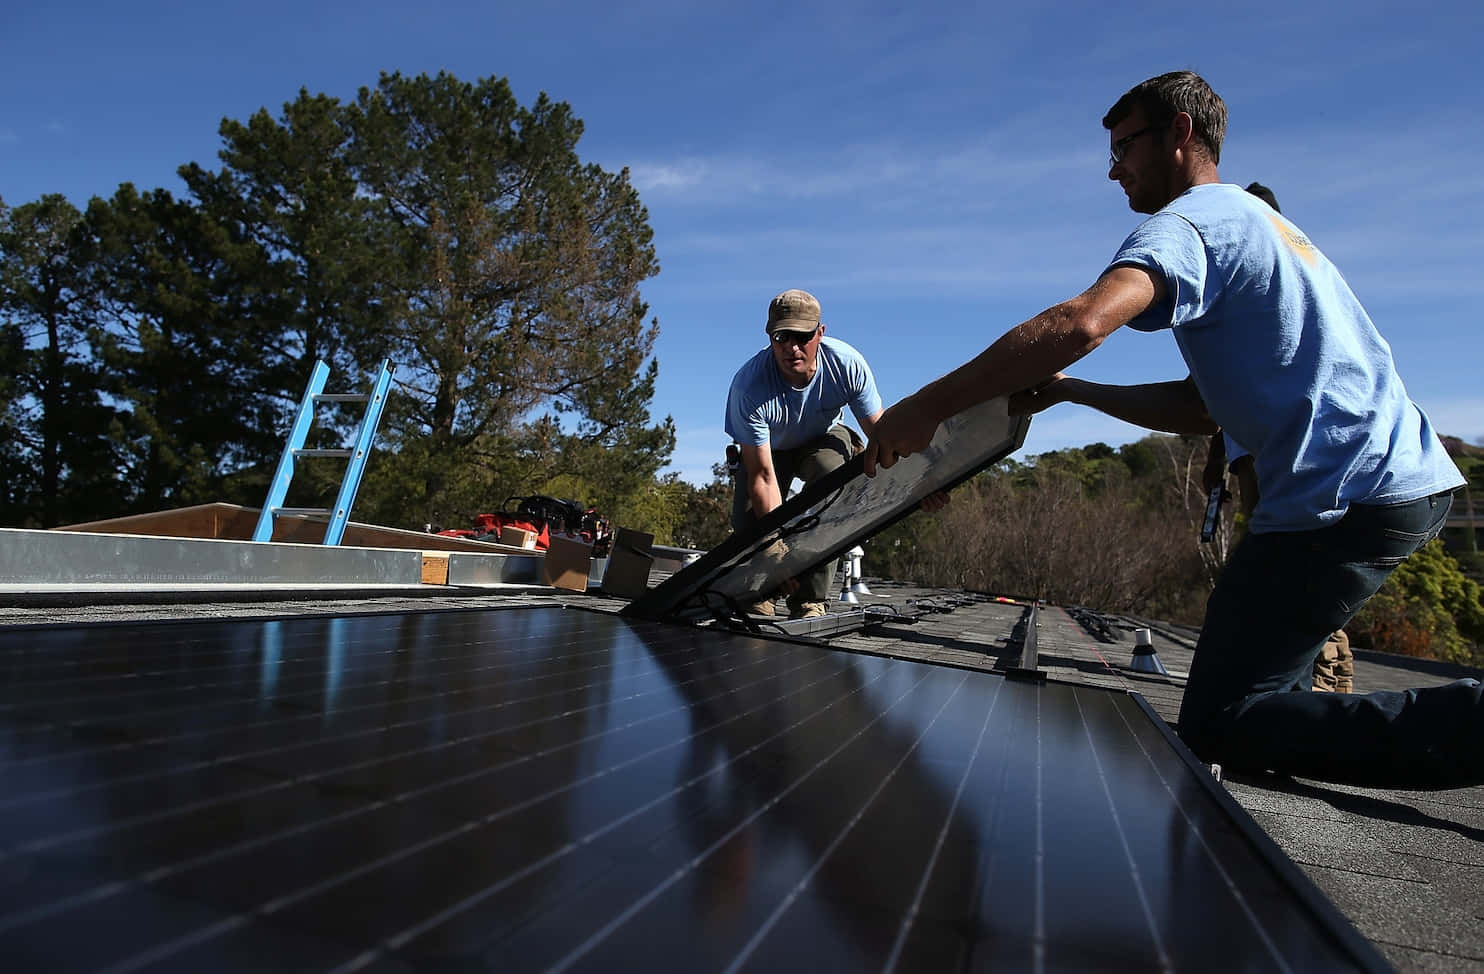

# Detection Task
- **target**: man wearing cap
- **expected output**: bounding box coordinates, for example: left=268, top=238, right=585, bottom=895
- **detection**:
left=724, top=289, right=884, bottom=619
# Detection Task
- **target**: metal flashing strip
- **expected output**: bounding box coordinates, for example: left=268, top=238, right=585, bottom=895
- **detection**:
left=0, top=526, right=424, bottom=588
left=1126, top=693, right=1393, bottom=972
left=0, top=604, right=1385, bottom=972
left=624, top=398, right=1030, bottom=621
left=650, top=544, right=704, bottom=574
left=445, top=550, right=543, bottom=585
left=0, top=527, right=546, bottom=592
left=1020, top=601, right=1040, bottom=670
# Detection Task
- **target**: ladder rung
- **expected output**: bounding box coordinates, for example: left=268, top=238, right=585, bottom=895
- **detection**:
left=254, top=356, right=394, bottom=546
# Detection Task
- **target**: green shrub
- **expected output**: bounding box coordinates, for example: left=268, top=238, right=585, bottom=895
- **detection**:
left=1350, top=539, right=1484, bottom=665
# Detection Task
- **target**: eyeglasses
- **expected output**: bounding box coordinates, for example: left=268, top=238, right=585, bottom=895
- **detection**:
left=1109, top=125, right=1163, bottom=167
left=770, top=328, right=819, bottom=348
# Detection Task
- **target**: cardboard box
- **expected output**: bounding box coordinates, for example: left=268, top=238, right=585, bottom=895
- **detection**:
left=542, top=535, right=592, bottom=593
left=601, top=527, right=654, bottom=599
left=501, top=526, right=537, bottom=549
left=420, top=552, right=450, bottom=585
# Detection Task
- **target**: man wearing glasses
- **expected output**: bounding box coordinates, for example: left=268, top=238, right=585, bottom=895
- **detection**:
left=864, top=71, right=1477, bottom=788
left=724, top=288, right=884, bottom=618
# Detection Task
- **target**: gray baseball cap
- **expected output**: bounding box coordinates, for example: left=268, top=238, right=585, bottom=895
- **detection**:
left=766, top=289, right=822, bottom=335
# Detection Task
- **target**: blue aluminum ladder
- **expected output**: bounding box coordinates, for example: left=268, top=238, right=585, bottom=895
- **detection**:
left=252, top=359, right=395, bottom=545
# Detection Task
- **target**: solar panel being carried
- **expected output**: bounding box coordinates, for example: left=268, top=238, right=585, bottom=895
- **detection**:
left=0, top=604, right=1388, bottom=971
left=624, top=397, right=1031, bottom=622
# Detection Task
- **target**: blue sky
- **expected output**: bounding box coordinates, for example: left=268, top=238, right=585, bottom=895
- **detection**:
left=5, top=1, right=1482, bottom=485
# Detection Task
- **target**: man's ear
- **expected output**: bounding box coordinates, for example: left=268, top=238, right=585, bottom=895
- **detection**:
left=1171, top=111, right=1195, bottom=151
left=818, top=323, right=827, bottom=338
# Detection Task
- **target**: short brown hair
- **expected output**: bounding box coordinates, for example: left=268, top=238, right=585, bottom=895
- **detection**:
left=1103, top=71, right=1228, bottom=165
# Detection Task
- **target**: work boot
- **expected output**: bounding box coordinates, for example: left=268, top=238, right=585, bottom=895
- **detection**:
left=749, top=598, right=776, bottom=616
left=789, top=600, right=828, bottom=620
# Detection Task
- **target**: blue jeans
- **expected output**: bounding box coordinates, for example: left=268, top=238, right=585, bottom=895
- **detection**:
left=1177, top=490, right=1484, bottom=788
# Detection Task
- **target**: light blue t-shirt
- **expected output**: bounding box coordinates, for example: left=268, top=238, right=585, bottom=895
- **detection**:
left=724, top=336, right=883, bottom=451
left=1109, top=183, right=1462, bottom=533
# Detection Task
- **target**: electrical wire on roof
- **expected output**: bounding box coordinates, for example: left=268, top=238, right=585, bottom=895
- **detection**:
left=688, top=590, right=796, bottom=639
left=1067, top=606, right=1121, bottom=643
left=860, top=603, right=922, bottom=626
left=908, top=597, right=959, bottom=614
left=692, top=590, right=766, bottom=633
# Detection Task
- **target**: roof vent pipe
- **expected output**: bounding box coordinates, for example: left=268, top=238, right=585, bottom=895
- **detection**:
left=1128, top=627, right=1170, bottom=676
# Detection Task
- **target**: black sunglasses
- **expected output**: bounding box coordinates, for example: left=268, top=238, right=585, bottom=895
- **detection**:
left=770, top=327, right=819, bottom=347
left=1109, top=125, right=1164, bottom=167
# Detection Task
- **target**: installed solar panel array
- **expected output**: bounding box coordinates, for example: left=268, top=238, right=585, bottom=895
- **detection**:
left=0, top=606, right=1383, bottom=972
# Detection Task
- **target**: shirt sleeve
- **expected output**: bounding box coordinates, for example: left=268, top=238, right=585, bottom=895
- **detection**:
left=834, top=342, right=883, bottom=423
left=1107, top=212, right=1215, bottom=333
left=849, top=364, right=883, bottom=424
left=723, top=375, right=770, bottom=447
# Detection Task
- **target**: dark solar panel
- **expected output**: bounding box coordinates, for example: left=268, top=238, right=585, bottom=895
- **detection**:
left=0, top=606, right=1387, bottom=972
left=624, top=398, right=1030, bottom=621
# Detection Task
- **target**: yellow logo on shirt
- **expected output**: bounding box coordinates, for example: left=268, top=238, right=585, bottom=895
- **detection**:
left=1269, top=213, right=1317, bottom=266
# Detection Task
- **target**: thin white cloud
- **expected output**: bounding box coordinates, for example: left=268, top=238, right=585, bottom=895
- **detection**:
left=628, top=161, right=708, bottom=192
left=630, top=107, right=1484, bottom=313
left=630, top=152, right=901, bottom=202
left=627, top=134, right=1096, bottom=207
left=645, top=215, right=1120, bottom=305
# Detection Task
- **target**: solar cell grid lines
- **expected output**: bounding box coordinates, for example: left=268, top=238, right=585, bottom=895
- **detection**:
left=0, top=606, right=1386, bottom=972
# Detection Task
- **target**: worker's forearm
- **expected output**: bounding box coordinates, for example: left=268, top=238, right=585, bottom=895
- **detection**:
left=916, top=305, right=1106, bottom=424
left=1058, top=377, right=1218, bottom=434
left=747, top=476, right=782, bottom=518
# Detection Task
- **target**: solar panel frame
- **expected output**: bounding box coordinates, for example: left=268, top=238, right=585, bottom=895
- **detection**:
left=1123, top=691, right=1393, bottom=972
left=623, top=398, right=1031, bottom=621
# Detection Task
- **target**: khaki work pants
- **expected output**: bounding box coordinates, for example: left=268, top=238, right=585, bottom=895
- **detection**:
left=1311, top=629, right=1354, bottom=694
